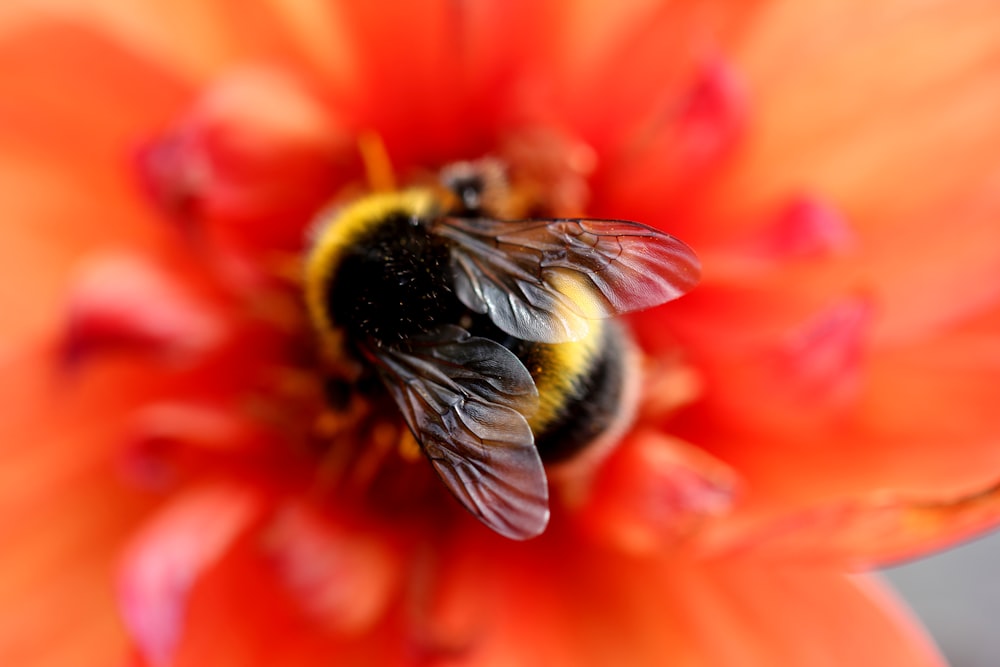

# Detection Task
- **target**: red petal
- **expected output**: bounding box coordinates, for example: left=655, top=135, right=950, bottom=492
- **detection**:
left=672, top=57, right=748, bottom=168
left=573, top=429, right=738, bottom=554
left=543, top=2, right=749, bottom=154
left=117, top=484, right=262, bottom=667
left=119, top=402, right=267, bottom=489
left=753, top=195, right=856, bottom=259
left=139, top=503, right=410, bottom=667
left=263, top=502, right=401, bottom=634
left=664, top=295, right=876, bottom=433
left=136, top=68, right=353, bottom=253
left=332, top=0, right=495, bottom=165
left=590, top=56, right=747, bottom=226
left=769, top=296, right=875, bottom=413
left=61, top=253, right=227, bottom=367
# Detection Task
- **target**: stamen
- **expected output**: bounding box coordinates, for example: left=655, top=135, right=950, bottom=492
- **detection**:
left=358, top=131, right=397, bottom=193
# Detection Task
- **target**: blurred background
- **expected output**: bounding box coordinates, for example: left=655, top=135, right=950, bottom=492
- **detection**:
left=886, top=531, right=1000, bottom=667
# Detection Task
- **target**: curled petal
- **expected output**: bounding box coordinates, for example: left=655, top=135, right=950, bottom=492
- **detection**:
left=636, top=355, right=704, bottom=422
left=116, top=484, right=262, bottom=667
left=754, top=195, right=856, bottom=259
left=136, top=68, right=352, bottom=251
left=593, top=56, right=747, bottom=226
left=263, top=503, right=401, bottom=634
left=673, top=56, right=747, bottom=168
left=770, top=296, right=875, bottom=410
left=693, top=295, right=877, bottom=436
left=119, top=402, right=265, bottom=489
left=60, top=253, right=227, bottom=367
left=696, top=196, right=856, bottom=283
left=703, top=479, right=1000, bottom=567
left=574, top=429, right=739, bottom=554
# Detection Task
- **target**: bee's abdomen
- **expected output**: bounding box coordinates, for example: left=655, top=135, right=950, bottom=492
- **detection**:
left=325, top=213, right=466, bottom=347
left=513, top=322, right=628, bottom=464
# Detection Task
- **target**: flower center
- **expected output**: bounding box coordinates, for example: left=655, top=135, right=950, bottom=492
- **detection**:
left=112, top=108, right=710, bottom=541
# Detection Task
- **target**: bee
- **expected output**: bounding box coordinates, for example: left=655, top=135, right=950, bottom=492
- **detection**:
left=304, top=159, right=700, bottom=539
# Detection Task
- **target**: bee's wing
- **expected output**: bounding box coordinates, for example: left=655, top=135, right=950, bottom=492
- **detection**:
left=369, top=325, right=549, bottom=540
left=433, top=217, right=701, bottom=343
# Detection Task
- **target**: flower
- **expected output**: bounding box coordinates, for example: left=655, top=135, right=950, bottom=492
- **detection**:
left=4, top=1, right=1000, bottom=665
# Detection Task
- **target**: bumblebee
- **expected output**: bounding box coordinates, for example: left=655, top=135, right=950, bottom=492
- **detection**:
left=304, top=160, right=700, bottom=539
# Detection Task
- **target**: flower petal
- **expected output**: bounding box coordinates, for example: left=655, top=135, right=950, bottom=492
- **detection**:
left=0, top=346, right=154, bottom=666
left=136, top=68, right=353, bottom=253
left=705, top=479, right=1000, bottom=567
left=117, top=484, right=262, bottom=667
left=263, top=502, right=401, bottom=635
left=60, top=252, right=228, bottom=367
left=331, top=0, right=495, bottom=164
left=750, top=195, right=857, bottom=259
left=705, top=0, right=1000, bottom=234
left=666, top=288, right=1000, bottom=532
left=415, top=532, right=944, bottom=666
left=0, top=0, right=332, bottom=82
left=573, top=429, right=738, bottom=554
left=0, top=22, right=190, bottom=342
left=119, top=401, right=270, bottom=489
left=137, top=503, right=410, bottom=667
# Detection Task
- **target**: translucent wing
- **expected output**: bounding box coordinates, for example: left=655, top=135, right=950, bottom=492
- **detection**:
left=433, top=217, right=701, bottom=343
left=369, top=325, right=549, bottom=540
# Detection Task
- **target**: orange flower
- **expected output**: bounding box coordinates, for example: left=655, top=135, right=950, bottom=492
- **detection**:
left=4, top=1, right=1000, bottom=665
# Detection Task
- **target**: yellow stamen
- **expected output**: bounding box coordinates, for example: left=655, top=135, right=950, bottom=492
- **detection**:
left=397, top=430, right=422, bottom=462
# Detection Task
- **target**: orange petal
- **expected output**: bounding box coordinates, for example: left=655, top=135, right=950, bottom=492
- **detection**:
left=704, top=0, right=1000, bottom=232
left=0, top=472, right=140, bottom=667
left=703, top=479, right=1000, bottom=566
left=0, top=345, right=158, bottom=666
left=764, top=296, right=875, bottom=418
left=630, top=258, right=1000, bottom=570
left=0, top=22, right=190, bottom=343
left=545, top=1, right=749, bottom=154
left=0, top=0, right=333, bottom=83
left=113, top=534, right=945, bottom=666
left=747, top=195, right=856, bottom=260
left=330, top=0, right=507, bottom=165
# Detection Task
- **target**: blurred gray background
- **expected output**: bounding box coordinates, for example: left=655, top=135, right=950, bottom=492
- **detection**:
left=885, top=531, right=1000, bottom=667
